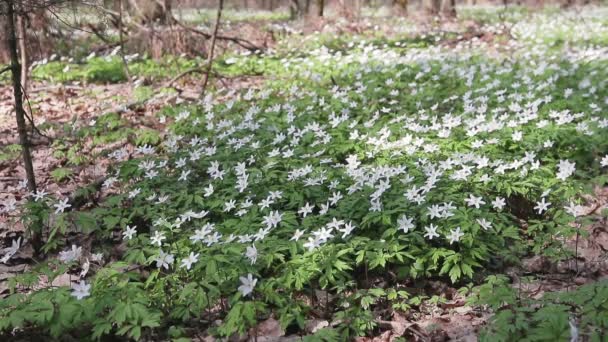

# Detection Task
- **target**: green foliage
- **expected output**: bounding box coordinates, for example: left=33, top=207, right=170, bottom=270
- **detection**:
left=4, top=7, right=608, bottom=341
left=50, top=167, right=73, bottom=183
left=472, top=276, right=608, bottom=341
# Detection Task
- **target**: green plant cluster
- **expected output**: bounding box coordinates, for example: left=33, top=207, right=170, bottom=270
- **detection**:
left=1, top=7, right=608, bottom=342
left=472, top=275, right=608, bottom=341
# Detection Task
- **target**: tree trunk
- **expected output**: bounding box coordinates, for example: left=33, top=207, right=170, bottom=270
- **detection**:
left=127, top=0, right=173, bottom=24
left=393, top=0, right=408, bottom=15
left=17, top=14, right=28, bottom=93
left=4, top=0, right=40, bottom=252
left=5, top=2, right=36, bottom=194
left=200, top=0, right=223, bottom=98
left=440, top=0, right=456, bottom=17
left=317, top=0, right=324, bottom=16
left=289, top=0, right=302, bottom=19
left=424, top=0, right=440, bottom=15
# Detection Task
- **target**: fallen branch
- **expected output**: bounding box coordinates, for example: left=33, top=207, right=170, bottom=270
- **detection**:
left=163, top=67, right=205, bottom=89
left=173, top=19, right=261, bottom=52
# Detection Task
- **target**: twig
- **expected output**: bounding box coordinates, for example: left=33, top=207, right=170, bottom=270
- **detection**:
left=20, top=84, right=52, bottom=141
left=200, top=0, right=224, bottom=99
left=0, top=66, right=10, bottom=75
left=163, top=67, right=204, bottom=88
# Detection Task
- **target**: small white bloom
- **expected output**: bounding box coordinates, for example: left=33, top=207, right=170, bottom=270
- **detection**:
left=155, top=250, right=174, bottom=269
left=53, top=198, right=71, bottom=214
left=123, top=225, right=137, bottom=240
left=180, top=252, right=199, bottom=270
left=534, top=198, right=551, bottom=214
left=71, top=280, right=91, bottom=300
left=447, top=227, right=464, bottom=244
left=238, top=273, right=257, bottom=297
left=245, top=244, right=258, bottom=265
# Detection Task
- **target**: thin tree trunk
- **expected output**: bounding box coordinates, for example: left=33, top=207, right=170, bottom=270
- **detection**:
left=5, top=0, right=41, bottom=252
left=394, top=0, right=407, bottom=15
left=200, top=0, right=223, bottom=98
left=6, top=2, right=36, bottom=194
left=424, top=0, right=440, bottom=15
left=17, top=14, right=28, bottom=93
left=440, top=0, right=456, bottom=17
left=317, top=0, right=324, bottom=16
left=118, top=0, right=132, bottom=83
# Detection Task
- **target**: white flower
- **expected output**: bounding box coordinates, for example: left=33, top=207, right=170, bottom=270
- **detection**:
left=534, top=198, right=551, bottom=214
left=155, top=250, right=174, bottom=269
left=150, top=231, right=166, bottom=246
left=53, top=198, right=71, bottom=214
left=180, top=252, right=199, bottom=270
left=512, top=131, right=522, bottom=142
left=238, top=273, right=257, bottom=297
left=397, top=214, right=415, bottom=233
left=0, top=237, right=21, bottom=264
left=59, top=245, right=82, bottom=263
left=303, top=236, right=322, bottom=251
left=128, top=188, right=141, bottom=199
left=71, top=281, right=91, bottom=300
left=291, top=229, right=305, bottom=241
left=476, top=218, right=492, bottom=230
left=556, top=160, right=576, bottom=181
left=245, top=244, right=258, bottom=265
left=424, top=224, right=439, bottom=240
left=298, top=203, right=314, bottom=217
left=203, top=184, right=214, bottom=197
left=337, top=221, right=356, bottom=238
left=464, top=194, right=485, bottom=209
left=262, top=210, right=282, bottom=229
left=447, top=227, right=464, bottom=244
left=492, top=197, right=506, bottom=211
left=564, top=202, right=584, bottom=217
left=123, top=225, right=137, bottom=240
left=601, top=155, right=608, bottom=167
left=31, top=189, right=47, bottom=202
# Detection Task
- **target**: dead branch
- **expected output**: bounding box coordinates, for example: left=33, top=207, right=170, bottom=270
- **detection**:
left=172, top=19, right=261, bottom=52
left=163, top=67, right=205, bottom=88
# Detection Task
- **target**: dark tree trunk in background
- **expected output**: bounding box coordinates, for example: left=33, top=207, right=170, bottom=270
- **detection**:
left=5, top=1, right=36, bottom=194
left=128, top=0, right=173, bottom=24
left=424, top=0, right=440, bottom=15
left=394, top=0, right=408, bottom=15
left=289, top=0, right=302, bottom=19
left=440, top=0, right=456, bottom=17
left=4, top=0, right=41, bottom=252
left=317, top=0, right=324, bottom=16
